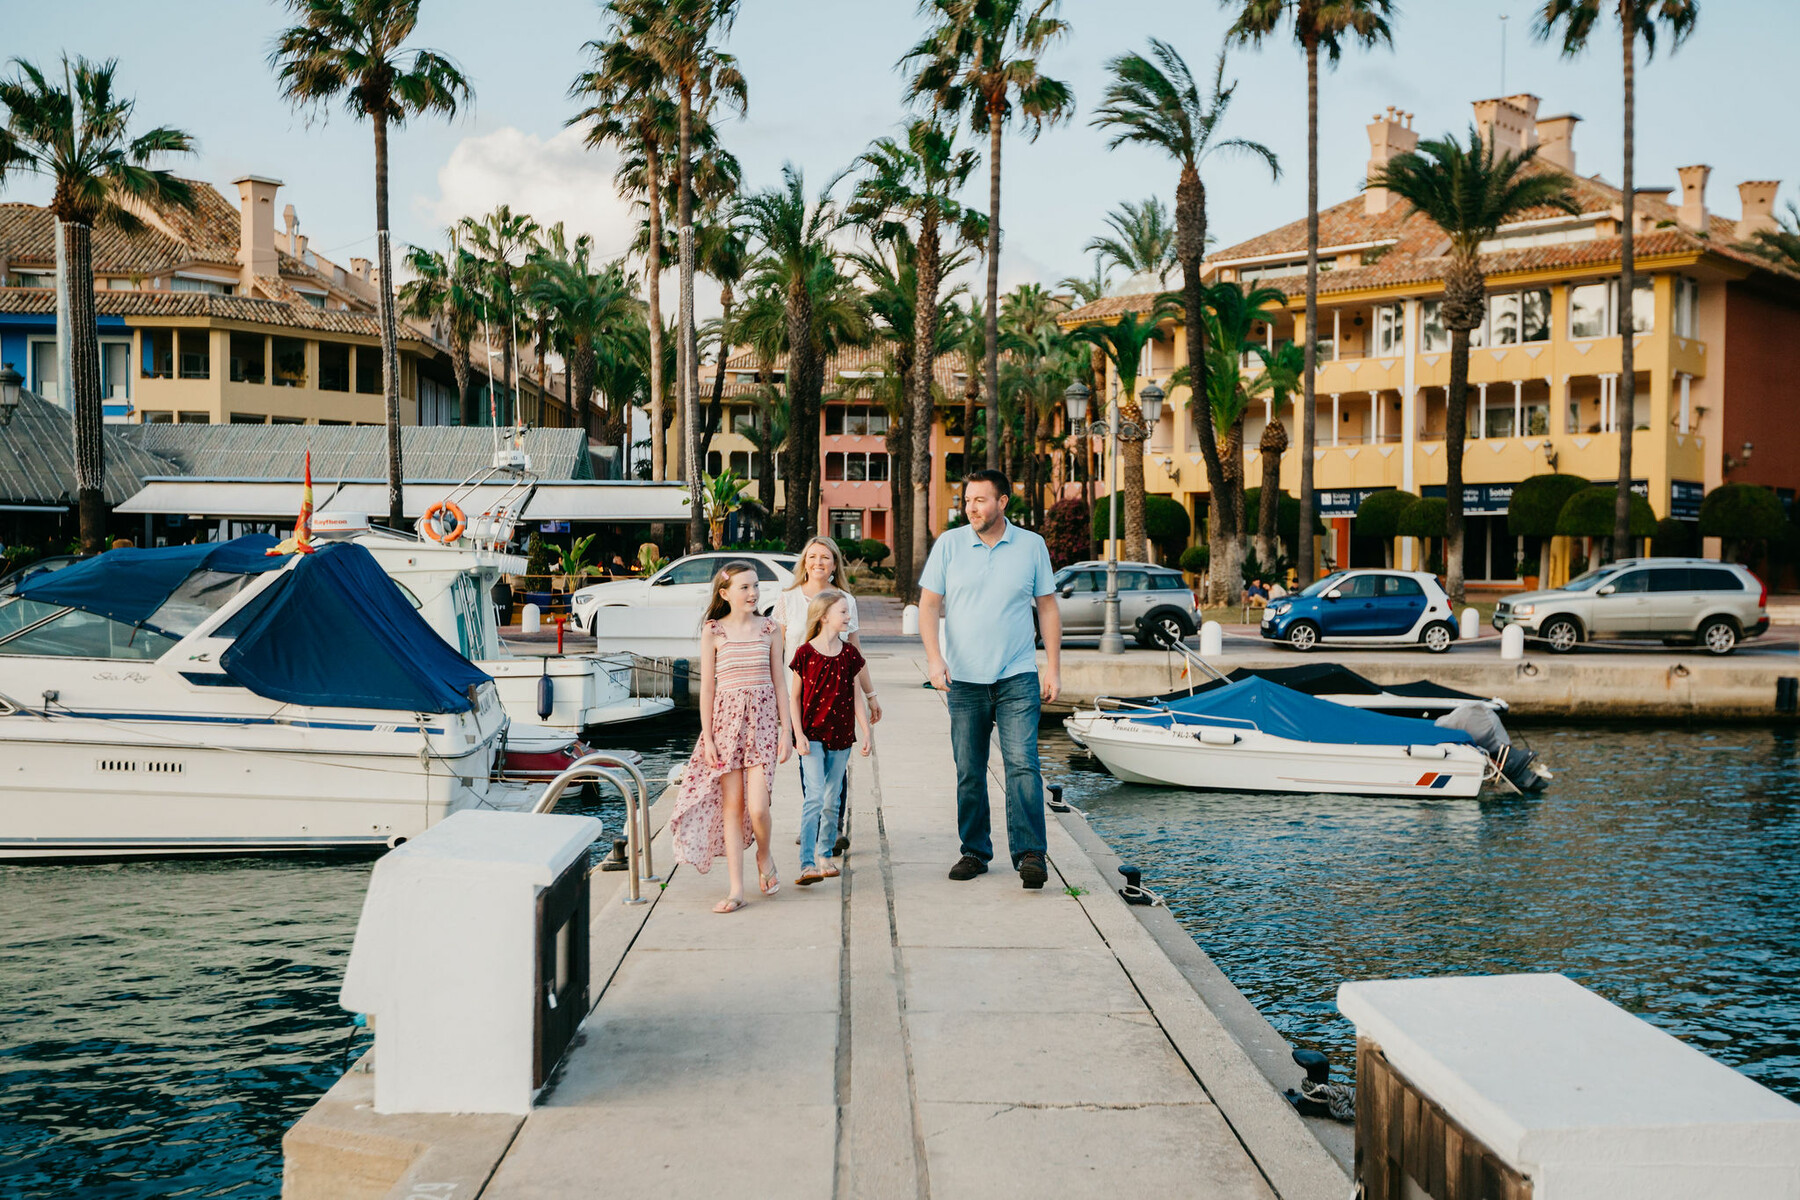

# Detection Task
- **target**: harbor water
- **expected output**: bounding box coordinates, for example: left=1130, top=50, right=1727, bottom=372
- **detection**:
left=0, top=719, right=697, bottom=1200
left=1043, top=723, right=1800, bottom=1100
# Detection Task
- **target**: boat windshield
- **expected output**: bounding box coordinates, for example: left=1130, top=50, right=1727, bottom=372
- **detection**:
left=0, top=596, right=176, bottom=661
left=141, top=569, right=263, bottom=637
left=1558, top=567, right=1621, bottom=592
left=1299, top=572, right=1349, bottom=598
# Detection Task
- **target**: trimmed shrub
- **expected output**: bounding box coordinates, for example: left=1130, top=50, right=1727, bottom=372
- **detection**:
left=1555, top=486, right=1657, bottom=537
left=1042, top=497, right=1090, bottom=568
left=1697, top=483, right=1787, bottom=544
left=1508, top=473, right=1590, bottom=538
left=1178, top=544, right=1210, bottom=575
left=1397, top=496, right=1447, bottom=539
left=857, top=538, right=890, bottom=566
left=835, top=536, right=864, bottom=562
left=1354, top=489, right=1418, bottom=539
left=526, top=533, right=554, bottom=578
left=1652, top=516, right=1698, bottom=558
left=1090, top=494, right=1190, bottom=549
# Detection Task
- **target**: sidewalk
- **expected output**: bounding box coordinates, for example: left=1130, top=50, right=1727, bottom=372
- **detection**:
left=285, top=650, right=1347, bottom=1198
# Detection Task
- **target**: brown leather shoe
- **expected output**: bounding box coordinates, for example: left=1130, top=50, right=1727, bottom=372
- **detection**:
left=1018, top=852, right=1048, bottom=890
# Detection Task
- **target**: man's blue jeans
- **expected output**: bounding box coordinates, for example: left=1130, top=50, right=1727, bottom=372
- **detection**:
left=947, top=672, right=1045, bottom=869
left=798, top=741, right=851, bottom=871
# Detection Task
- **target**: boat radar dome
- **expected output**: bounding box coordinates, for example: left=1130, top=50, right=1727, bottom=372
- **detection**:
left=312, top=511, right=372, bottom=537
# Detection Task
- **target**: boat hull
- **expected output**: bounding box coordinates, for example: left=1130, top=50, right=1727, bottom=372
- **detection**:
left=1080, top=719, right=1487, bottom=798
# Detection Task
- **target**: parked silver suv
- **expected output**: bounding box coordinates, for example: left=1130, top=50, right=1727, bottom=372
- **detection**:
left=1047, top=561, right=1198, bottom=649
left=1493, top=558, right=1769, bottom=654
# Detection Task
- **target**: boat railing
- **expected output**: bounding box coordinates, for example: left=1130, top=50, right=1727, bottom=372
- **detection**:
left=1092, top=697, right=1262, bottom=735
left=531, top=751, right=659, bottom=905
left=1163, top=639, right=1229, bottom=689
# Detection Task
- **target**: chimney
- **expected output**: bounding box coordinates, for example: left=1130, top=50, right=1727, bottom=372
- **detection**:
left=1737, top=180, right=1780, bottom=239
left=350, top=257, right=372, bottom=281
left=1365, top=106, right=1418, bottom=215
left=233, top=175, right=283, bottom=285
left=295, top=234, right=310, bottom=262
left=1472, top=94, right=1539, bottom=158
left=1676, top=165, right=1711, bottom=232
left=1535, top=114, right=1580, bottom=174
left=283, top=204, right=299, bottom=254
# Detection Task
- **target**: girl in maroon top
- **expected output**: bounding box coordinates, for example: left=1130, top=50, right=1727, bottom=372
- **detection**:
left=786, top=590, right=872, bottom=886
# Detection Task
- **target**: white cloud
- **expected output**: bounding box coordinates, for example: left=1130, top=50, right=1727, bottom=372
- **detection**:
left=418, top=124, right=640, bottom=262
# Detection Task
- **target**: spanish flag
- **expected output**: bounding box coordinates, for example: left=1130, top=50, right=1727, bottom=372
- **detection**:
left=267, top=450, right=317, bottom=556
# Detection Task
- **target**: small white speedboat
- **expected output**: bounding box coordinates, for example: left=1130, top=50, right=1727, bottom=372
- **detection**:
left=1078, top=677, right=1492, bottom=798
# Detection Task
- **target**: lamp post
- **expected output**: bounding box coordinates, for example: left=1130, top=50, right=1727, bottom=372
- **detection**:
left=1066, top=379, right=1163, bottom=654
left=0, top=363, right=21, bottom=428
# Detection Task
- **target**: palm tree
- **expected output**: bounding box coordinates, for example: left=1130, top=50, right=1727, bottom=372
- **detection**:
left=1084, top=197, right=1179, bottom=288
left=1091, top=40, right=1278, bottom=602
left=904, top=0, right=1075, bottom=470
left=1248, top=339, right=1303, bottom=565
left=1057, top=254, right=1110, bottom=561
left=399, top=229, right=484, bottom=426
left=695, top=211, right=749, bottom=478
left=1369, top=129, right=1577, bottom=604
left=1058, top=252, right=1112, bottom=305
left=1001, top=282, right=1068, bottom=524
left=591, top=312, right=651, bottom=472
left=952, top=298, right=987, bottom=471
left=850, top=118, right=986, bottom=589
left=740, top=164, right=849, bottom=548
left=571, top=28, right=677, bottom=480
left=1223, top=0, right=1392, bottom=585
left=1745, top=201, right=1800, bottom=274
left=1535, top=0, right=1698, bottom=564
left=272, top=0, right=471, bottom=530
left=527, top=239, right=641, bottom=439
left=1069, top=304, right=1177, bottom=561
left=0, top=56, right=194, bottom=553
left=460, top=205, right=541, bottom=427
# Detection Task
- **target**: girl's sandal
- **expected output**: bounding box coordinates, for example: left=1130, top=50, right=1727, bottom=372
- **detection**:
left=714, top=897, right=746, bottom=914
left=795, top=867, right=824, bottom=887
left=820, top=863, right=840, bottom=879
left=759, top=867, right=780, bottom=896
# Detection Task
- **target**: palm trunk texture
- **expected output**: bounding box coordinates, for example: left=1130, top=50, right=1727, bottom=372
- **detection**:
left=679, top=90, right=704, bottom=553
left=984, top=118, right=1002, bottom=470
left=1613, top=20, right=1637, bottom=562
left=58, top=218, right=105, bottom=553
left=1296, top=37, right=1320, bottom=587
left=645, top=141, right=665, bottom=483
left=373, top=111, right=404, bottom=531
left=1178, top=165, right=1232, bottom=603
left=912, top=221, right=942, bottom=591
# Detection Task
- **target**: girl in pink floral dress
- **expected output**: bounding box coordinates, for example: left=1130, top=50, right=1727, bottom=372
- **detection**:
left=670, top=561, right=790, bottom=913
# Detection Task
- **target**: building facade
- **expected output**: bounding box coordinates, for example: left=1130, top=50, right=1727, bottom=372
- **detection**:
left=1063, top=93, right=1800, bottom=584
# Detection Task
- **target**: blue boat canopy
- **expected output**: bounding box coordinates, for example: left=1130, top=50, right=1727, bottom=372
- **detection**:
left=14, top=535, right=285, bottom=633
left=220, top=542, right=491, bottom=714
left=1137, top=676, right=1475, bottom=747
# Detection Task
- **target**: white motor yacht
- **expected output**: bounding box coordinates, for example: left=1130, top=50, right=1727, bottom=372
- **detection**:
left=0, top=536, right=541, bottom=860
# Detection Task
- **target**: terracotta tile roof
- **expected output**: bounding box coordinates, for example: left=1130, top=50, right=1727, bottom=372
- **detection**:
left=719, top=342, right=972, bottom=401
left=0, top=203, right=189, bottom=275
left=138, top=178, right=241, bottom=263
left=0, top=287, right=431, bottom=342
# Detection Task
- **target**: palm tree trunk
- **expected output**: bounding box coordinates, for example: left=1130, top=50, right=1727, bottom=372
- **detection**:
left=912, top=225, right=941, bottom=595
left=1122, top=419, right=1147, bottom=561
left=452, top=339, right=475, bottom=428
left=1446, top=322, right=1471, bottom=604
left=57, top=218, right=105, bottom=553
left=785, top=283, right=817, bottom=550
left=698, top=286, right=732, bottom=468
left=962, top=381, right=977, bottom=471
left=645, top=140, right=665, bottom=483
left=1613, top=19, right=1637, bottom=563
left=678, top=87, right=704, bottom=553
left=1179, top=166, right=1231, bottom=604
left=573, top=340, right=596, bottom=440
left=1025, top=398, right=1039, bottom=526
left=889, top=380, right=915, bottom=603
left=373, top=110, right=404, bottom=530
left=984, top=119, right=1003, bottom=470
left=534, top=325, right=548, bottom=426
left=1296, top=35, right=1320, bottom=587
left=1256, top=425, right=1285, bottom=566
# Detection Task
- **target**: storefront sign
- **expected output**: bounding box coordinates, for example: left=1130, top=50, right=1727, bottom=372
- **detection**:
left=1671, top=479, right=1704, bottom=521
left=539, top=520, right=571, bottom=533
left=1317, top=487, right=1387, bottom=517
left=1421, top=483, right=1515, bottom=515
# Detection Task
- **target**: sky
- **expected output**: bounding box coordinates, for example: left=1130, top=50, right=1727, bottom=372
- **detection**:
left=7, top=0, right=1800, bottom=324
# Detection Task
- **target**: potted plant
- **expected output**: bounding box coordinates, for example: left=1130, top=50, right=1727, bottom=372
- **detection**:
left=554, top=533, right=600, bottom=595
left=701, top=469, right=750, bottom=549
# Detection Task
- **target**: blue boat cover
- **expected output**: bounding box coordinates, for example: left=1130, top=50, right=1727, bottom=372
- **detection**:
left=220, top=542, right=491, bottom=714
left=1133, top=676, right=1475, bottom=747
left=15, top=535, right=285, bottom=630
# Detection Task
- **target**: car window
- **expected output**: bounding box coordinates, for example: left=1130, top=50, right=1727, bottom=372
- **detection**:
left=1301, top=571, right=1348, bottom=598
left=1609, top=570, right=1650, bottom=594
left=1152, top=574, right=1186, bottom=590
left=750, top=559, right=780, bottom=581
left=661, top=557, right=720, bottom=586
left=1381, top=575, right=1424, bottom=597
left=1647, top=568, right=1691, bottom=592
left=1337, top=574, right=1381, bottom=599
left=1559, top=567, right=1620, bottom=591
left=1071, top=571, right=1105, bottom=593
left=772, top=557, right=797, bottom=575
left=1117, top=571, right=1148, bottom=591
left=1691, top=567, right=1747, bottom=592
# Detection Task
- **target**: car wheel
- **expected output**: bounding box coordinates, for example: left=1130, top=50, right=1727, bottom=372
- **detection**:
left=1286, top=620, right=1320, bottom=652
left=1421, top=620, right=1454, bottom=654
left=1137, top=610, right=1193, bottom=650
left=1542, top=617, right=1581, bottom=654
left=1699, top=616, right=1738, bottom=655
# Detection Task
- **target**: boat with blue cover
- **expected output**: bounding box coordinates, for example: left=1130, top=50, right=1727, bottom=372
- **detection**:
left=1077, top=675, right=1499, bottom=797
left=0, top=536, right=540, bottom=859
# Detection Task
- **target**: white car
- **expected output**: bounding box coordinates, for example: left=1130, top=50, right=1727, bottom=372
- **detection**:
left=569, top=551, right=798, bottom=633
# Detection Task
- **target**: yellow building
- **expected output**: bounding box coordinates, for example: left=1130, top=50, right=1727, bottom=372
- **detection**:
left=1063, top=93, right=1800, bottom=586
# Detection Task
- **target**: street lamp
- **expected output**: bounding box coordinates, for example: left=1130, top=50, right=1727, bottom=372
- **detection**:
left=1066, top=379, right=1157, bottom=655
left=0, top=363, right=21, bottom=428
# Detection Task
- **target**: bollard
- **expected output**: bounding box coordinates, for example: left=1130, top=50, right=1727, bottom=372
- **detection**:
left=521, top=603, right=541, bottom=635
left=902, top=603, right=919, bottom=636
left=1199, top=619, right=1223, bottom=657
left=671, top=658, right=691, bottom=704
left=1500, top=624, right=1525, bottom=660
left=1778, top=677, right=1799, bottom=715
left=1460, top=607, right=1480, bottom=640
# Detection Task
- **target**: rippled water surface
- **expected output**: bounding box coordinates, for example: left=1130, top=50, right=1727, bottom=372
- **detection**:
left=1042, top=724, right=1800, bottom=1099
left=0, top=718, right=696, bottom=1200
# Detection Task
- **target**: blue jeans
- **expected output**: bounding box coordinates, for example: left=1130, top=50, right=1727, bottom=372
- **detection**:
left=798, top=742, right=851, bottom=871
left=947, top=672, right=1046, bottom=869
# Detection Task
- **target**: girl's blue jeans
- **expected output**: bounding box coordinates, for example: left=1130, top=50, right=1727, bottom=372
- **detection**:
left=799, top=741, right=851, bottom=871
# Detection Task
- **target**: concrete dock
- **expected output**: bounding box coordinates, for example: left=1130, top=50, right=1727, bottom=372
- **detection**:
left=283, top=649, right=1350, bottom=1199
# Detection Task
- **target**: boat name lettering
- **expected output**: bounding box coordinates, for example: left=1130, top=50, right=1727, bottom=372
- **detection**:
left=93, top=671, right=151, bottom=683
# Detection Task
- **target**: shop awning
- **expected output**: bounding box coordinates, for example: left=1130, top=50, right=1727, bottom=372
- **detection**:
left=522, top=481, right=690, bottom=521
left=117, top=478, right=692, bottom=523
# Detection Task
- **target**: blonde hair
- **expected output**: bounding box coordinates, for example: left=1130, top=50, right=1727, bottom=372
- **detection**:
left=786, top=535, right=848, bottom=591
left=802, top=589, right=848, bottom=644
left=703, top=560, right=760, bottom=622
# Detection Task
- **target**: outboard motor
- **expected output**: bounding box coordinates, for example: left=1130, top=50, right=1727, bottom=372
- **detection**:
left=1434, top=706, right=1550, bottom=793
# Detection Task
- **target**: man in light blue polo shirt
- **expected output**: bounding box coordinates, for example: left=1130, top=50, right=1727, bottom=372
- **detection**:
left=918, top=469, right=1062, bottom=888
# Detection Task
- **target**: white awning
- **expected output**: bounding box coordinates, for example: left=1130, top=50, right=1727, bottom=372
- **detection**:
left=116, top=478, right=694, bottom=524
left=523, top=482, right=691, bottom=522
left=116, top=481, right=316, bottom=518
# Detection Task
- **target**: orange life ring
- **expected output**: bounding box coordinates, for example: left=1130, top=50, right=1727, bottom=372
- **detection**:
left=421, top=501, right=466, bottom=543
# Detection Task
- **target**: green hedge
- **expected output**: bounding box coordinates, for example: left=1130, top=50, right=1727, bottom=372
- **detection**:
left=1508, top=473, right=1590, bottom=538
left=1554, top=486, right=1657, bottom=537
left=1355, top=489, right=1418, bottom=539
left=1091, top=494, right=1191, bottom=547
left=1698, top=483, right=1786, bottom=542
left=1178, top=544, right=1210, bottom=574
left=857, top=538, right=890, bottom=566
left=1396, top=496, right=1447, bottom=539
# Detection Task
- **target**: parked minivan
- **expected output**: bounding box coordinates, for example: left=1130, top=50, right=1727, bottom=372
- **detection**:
left=1492, top=558, right=1768, bottom=654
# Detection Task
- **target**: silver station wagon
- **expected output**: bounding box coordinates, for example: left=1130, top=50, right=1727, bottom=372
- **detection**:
left=1492, top=557, right=1769, bottom=654
left=1047, top=561, right=1199, bottom=649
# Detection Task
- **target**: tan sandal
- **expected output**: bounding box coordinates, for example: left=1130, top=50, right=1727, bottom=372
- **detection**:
left=795, top=867, right=824, bottom=887
left=759, top=866, right=780, bottom=896
left=820, top=862, right=840, bottom=878
left=714, top=896, right=746, bottom=914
